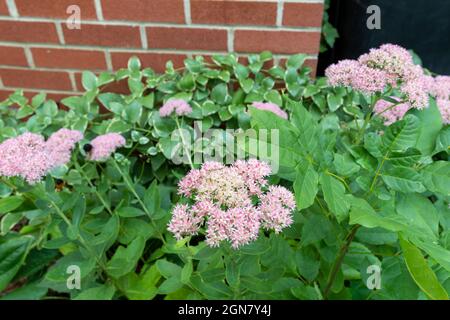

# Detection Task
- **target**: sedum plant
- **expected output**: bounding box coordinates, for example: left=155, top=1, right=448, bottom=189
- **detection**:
left=0, top=45, right=449, bottom=301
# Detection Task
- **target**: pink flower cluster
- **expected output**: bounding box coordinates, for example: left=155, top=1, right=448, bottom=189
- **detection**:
left=326, top=43, right=450, bottom=123
left=251, top=102, right=288, bottom=119
left=46, top=129, right=83, bottom=167
left=373, top=98, right=411, bottom=125
left=168, top=159, right=296, bottom=249
left=0, top=129, right=82, bottom=184
left=325, top=59, right=391, bottom=94
left=375, top=75, right=450, bottom=125
left=88, top=133, right=126, bottom=161
left=159, top=99, right=192, bottom=117
left=431, top=76, right=450, bottom=124
left=325, top=44, right=428, bottom=107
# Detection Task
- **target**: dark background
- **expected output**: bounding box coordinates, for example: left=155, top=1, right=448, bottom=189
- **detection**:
left=317, top=0, right=450, bottom=76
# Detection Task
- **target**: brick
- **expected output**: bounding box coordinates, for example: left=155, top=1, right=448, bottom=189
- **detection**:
left=0, top=21, right=59, bottom=43
left=32, top=48, right=107, bottom=70
left=283, top=3, right=324, bottom=27
left=14, top=0, right=97, bottom=19
left=147, top=27, right=228, bottom=51
left=191, top=0, right=277, bottom=26
left=0, top=89, right=14, bottom=101
left=63, top=24, right=142, bottom=48
left=0, top=1, right=9, bottom=15
left=0, top=46, right=28, bottom=67
left=101, top=0, right=185, bottom=23
left=0, top=69, right=73, bottom=91
left=111, top=52, right=186, bottom=73
left=234, top=30, right=321, bottom=54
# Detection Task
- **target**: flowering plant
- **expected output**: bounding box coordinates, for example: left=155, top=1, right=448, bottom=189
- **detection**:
left=0, top=46, right=449, bottom=300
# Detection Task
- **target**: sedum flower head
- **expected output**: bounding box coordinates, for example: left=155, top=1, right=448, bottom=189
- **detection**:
left=374, top=98, right=411, bottom=126
left=206, top=205, right=261, bottom=249
left=159, top=99, right=192, bottom=117
left=325, top=59, right=391, bottom=94
left=0, top=133, right=52, bottom=184
left=400, top=77, right=430, bottom=109
left=437, top=98, right=450, bottom=124
left=251, top=102, right=288, bottom=119
left=167, top=204, right=203, bottom=240
left=46, top=128, right=83, bottom=167
left=169, top=160, right=296, bottom=249
left=259, top=186, right=296, bottom=233
left=358, top=43, right=417, bottom=80
left=88, top=133, right=126, bottom=161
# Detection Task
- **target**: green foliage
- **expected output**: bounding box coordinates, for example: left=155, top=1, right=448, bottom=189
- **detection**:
left=0, top=51, right=448, bottom=301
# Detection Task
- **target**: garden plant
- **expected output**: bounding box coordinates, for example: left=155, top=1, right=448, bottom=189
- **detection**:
left=0, top=44, right=449, bottom=300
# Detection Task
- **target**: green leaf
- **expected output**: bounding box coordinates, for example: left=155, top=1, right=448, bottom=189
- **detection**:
left=327, top=93, right=343, bottom=112
left=39, top=100, right=58, bottom=117
left=400, top=237, right=448, bottom=300
left=143, top=180, right=161, bottom=216
left=333, top=154, right=360, bottom=177
left=319, top=173, right=350, bottom=222
left=181, top=259, right=193, bottom=285
left=294, top=162, right=318, bottom=210
left=233, top=63, right=249, bottom=81
left=81, top=71, right=98, bottom=91
left=349, top=197, right=407, bottom=232
left=201, top=100, right=220, bottom=116
left=0, top=236, right=33, bottom=291
left=382, top=115, right=419, bottom=152
left=138, top=93, right=154, bottom=109
left=286, top=54, right=307, bottom=70
left=106, top=236, right=146, bottom=278
left=295, top=247, right=320, bottom=282
left=409, top=98, right=443, bottom=155
left=158, top=277, right=184, bottom=294
left=0, top=282, right=47, bottom=300
left=225, top=256, right=240, bottom=288
left=381, top=166, right=426, bottom=193
left=240, top=78, right=254, bottom=93
left=396, top=194, right=439, bottom=241
left=31, top=93, right=46, bottom=108
left=0, top=196, right=24, bottom=215
left=74, top=284, right=116, bottom=300
left=1, top=212, right=23, bottom=235
left=178, top=73, right=196, bottom=91
left=118, top=265, right=161, bottom=300
left=124, top=101, right=142, bottom=123
left=249, top=107, right=302, bottom=169
left=116, top=206, right=145, bottom=218
left=422, top=161, right=450, bottom=195
left=387, top=148, right=422, bottom=166
left=128, top=56, right=141, bottom=72
left=434, top=126, right=450, bottom=154
left=211, top=83, right=229, bottom=105
left=156, top=259, right=182, bottom=278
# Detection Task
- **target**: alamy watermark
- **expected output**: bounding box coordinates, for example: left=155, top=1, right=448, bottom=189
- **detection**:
left=366, top=5, right=381, bottom=30
left=66, top=5, right=81, bottom=30
left=366, top=264, right=381, bottom=290
left=166, top=121, right=280, bottom=173
left=66, top=265, right=81, bottom=290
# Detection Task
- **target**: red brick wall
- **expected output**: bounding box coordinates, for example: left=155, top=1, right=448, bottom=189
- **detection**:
left=0, top=0, right=324, bottom=100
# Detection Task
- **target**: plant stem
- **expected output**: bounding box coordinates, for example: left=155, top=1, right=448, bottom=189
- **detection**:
left=111, top=160, right=166, bottom=244
left=73, top=161, right=113, bottom=215
left=355, top=96, right=382, bottom=144
left=49, top=200, right=107, bottom=270
left=323, top=224, right=360, bottom=299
